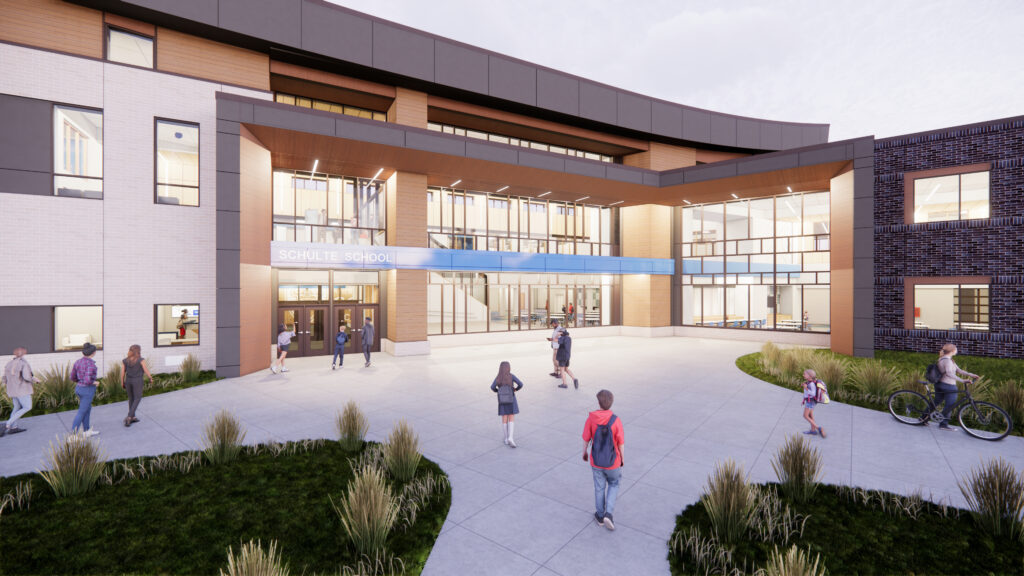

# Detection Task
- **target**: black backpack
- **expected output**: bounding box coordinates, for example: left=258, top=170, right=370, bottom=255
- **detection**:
left=591, top=414, right=619, bottom=468
left=925, top=363, right=942, bottom=385
left=497, top=383, right=514, bottom=406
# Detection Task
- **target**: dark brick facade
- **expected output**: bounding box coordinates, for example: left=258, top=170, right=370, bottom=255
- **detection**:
left=874, top=117, right=1024, bottom=358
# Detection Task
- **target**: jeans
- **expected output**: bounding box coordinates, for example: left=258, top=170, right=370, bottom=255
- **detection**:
left=934, top=383, right=959, bottom=425
left=5, top=394, right=32, bottom=427
left=363, top=344, right=371, bottom=364
left=72, top=385, right=96, bottom=432
left=592, top=466, right=622, bottom=518
left=333, top=346, right=345, bottom=366
left=125, top=378, right=144, bottom=418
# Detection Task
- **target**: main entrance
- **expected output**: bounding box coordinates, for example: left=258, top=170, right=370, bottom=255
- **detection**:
left=276, top=269, right=381, bottom=358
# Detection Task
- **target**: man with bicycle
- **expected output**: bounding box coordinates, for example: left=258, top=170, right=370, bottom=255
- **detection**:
left=936, top=343, right=978, bottom=431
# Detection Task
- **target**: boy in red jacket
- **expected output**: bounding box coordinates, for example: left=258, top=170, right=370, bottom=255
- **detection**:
left=582, top=389, right=625, bottom=530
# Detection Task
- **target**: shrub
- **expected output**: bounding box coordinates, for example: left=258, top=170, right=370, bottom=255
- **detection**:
left=220, top=539, right=289, bottom=576
left=38, top=433, right=106, bottom=498
left=384, top=420, right=421, bottom=482
left=36, top=363, right=76, bottom=409
left=810, top=354, right=848, bottom=394
left=850, top=361, right=900, bottom=399
left=179, top=353, right=202, bottom=383
left=701, top=459, right=756, bottom=544
left=763, top=545, right=826, bottom=576
left=331, top=465, right=399, bottom=557
left=202, top=410, right=246, bottom=465
left=989, top=380, right=1024, bottom=430
left=958, top=457, right=1024, bottom=540
left=336, top=401, right=370, bottom=452
left=101, top=361, right=126, bottom=401
left=771, top=435, right=823, bottom=504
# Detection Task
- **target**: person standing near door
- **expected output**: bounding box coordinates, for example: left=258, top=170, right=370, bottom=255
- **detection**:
left=272, top=323, right=295, bottom=374
left=332, top=323, right=349, bottom=370
left=361, top=317, right=375, bottom=367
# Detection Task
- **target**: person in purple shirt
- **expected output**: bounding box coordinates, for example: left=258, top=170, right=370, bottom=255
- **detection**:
left=71, top=343, right=100, bottom=436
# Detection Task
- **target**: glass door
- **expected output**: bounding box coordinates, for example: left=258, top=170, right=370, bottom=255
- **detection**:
left=278, top=308, right=301, bottom=355
left=306, top=307, right=327, bottom=355
left=336, top=307, right=357, bottom=354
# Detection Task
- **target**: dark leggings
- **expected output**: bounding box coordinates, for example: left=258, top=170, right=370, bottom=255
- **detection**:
left=126, top=377, right=144, bottom=418
left=934, top=383, right=958, bottom=425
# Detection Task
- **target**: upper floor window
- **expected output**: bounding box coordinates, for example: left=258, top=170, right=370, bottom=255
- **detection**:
left=107, top=28, right=154, bottom=68
left=427, top=122, right=615, bottom=163
left=273, top=170, right=386, bottom=246
left=913, top=171, right=989, bottom=223
left=156, top=119, right=200, bottom=206
left=54, top=106, right=103, bottom=199
left=275, top=93, right=386, bottom=122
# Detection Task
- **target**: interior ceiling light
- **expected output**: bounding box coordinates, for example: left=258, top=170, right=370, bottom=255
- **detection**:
left=683, top=199, right=692, bottom=205
left=576, top=196, right=590, bottom=202
left=371, top=168, right=384, bottom=181
left=786, top=186, right=793, bottom=193
left=451, top=179, right=462, bottom=187
left=496, top=185, right=510, bottom=193
left=730, top=193, right=739, bottom=199
left=312, top=159, right=319, bottom=174
left=609, top=200, right=624, bottom=206
left=538, top=191, right=551, bottom=197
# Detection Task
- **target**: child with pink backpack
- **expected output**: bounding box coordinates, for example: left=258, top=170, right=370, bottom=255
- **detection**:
left=801, top=369, right=829, bottom=438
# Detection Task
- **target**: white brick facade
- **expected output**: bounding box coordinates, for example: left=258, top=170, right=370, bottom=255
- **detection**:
left=0, top=43, right=269, bottom=374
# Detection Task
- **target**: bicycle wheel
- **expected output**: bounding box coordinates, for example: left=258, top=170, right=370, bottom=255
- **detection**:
left=958, top=401, right=1012, bottom=441
left=888, top=390, right=931, bottom=425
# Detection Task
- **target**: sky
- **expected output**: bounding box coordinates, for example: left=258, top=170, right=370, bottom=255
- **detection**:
left=327, top=0, right=1024, bottom=142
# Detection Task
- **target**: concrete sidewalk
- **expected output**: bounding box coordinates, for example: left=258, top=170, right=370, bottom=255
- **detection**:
left=2, top=336, right=1021, bottom=576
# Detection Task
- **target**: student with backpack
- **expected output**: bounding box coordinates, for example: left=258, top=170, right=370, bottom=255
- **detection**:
left=582, top=389, right=624, bottom=531
left=557, top=329, right=579, bottom=390
left=332, top=323, right=349, bottom=370
left=801, top=369, right=826, bottom=438
left=490, top=361, right=524, bottom=447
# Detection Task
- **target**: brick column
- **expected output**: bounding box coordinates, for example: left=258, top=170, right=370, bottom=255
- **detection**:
left=382, top=170, right=430, bottom=355
left=619, top=204, right=674, bottom=333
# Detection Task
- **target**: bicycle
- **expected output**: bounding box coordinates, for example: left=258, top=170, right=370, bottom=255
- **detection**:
left=887, top=377, right=1013, bottom=441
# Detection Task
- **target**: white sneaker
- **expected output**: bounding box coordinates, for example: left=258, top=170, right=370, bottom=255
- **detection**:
left=508, top=439, right=517, bottom=448
left=281, top=367, right=289, bottom=372
left=503, top=438, right=509, bottom=445
left=270, top=366, right=278, bottom=374
left=84, top=429, right=100, bottom=437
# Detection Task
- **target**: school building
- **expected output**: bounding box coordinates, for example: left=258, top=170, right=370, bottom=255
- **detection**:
left=1, top=0, right=1021, bottom=377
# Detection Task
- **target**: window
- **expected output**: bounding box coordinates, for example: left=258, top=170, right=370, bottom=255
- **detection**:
left=155, top=304, right=199, bottom=346
left=156, top=120, right=200, bottom=206
left=55, top=306, right=103, bottom=351
left=913, top=284, right=989, bottom=331
left=912, top=171, right=990, bottom=223
left=427, top=122, right=615, bottom=163
left=106, top=28, right=153, bottom=68
left=54, top=106, right=103, bottom=199
left=274, top=93, right=386, bottom=122
left=273, top=170, right=386, bottom=246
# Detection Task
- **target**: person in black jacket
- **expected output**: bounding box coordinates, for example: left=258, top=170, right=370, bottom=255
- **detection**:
left=557, top=330, right=579, bottom=390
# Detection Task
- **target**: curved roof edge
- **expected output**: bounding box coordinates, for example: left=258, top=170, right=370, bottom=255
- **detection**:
left=77, top=0, right=829, bottom=151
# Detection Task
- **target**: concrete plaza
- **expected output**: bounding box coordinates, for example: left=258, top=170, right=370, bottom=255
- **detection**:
left=2, top=336, right=1021, bottom=575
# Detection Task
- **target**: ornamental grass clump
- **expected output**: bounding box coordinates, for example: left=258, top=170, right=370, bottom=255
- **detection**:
left=101, top=361, right=126, bottom=401
left=336, top=401, right=370, bottom=452
left=701, top=459, right=757, bottom=545
left=36, top=363, right=76, bottom=409
left=760, top=342, right=783, bottom=374
left=763, top=544, right=827, bottom=576
left=38, top=433, right=106, bottom=498
left=332, top=465, right=399, bottom=557
left=384, top=420, right=421, bottom=482
left=810, top=354, right=848, bottom=395
left=958, top=457, right=1024, bottom=540
left=771, top=435, right=823, bottom=504
left=219, top=539, right=289, bottom=576
left=850, top=361, right=901, bottom=399
left=989, top=380, right=1024, bottom=432
left=202, top=410, right=246, bottom=465
left=179, top=353, right=202, bottom=383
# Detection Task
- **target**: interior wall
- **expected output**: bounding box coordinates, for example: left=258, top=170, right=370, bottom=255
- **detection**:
left=914, top=287, right=955, bottom=330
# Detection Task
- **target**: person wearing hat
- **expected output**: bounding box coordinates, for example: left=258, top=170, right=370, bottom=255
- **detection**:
left=546, top=319, right=564, bottom=378
left=1, top=346, right=41, bottom=437
left=70, top=342, right=100, bottom=436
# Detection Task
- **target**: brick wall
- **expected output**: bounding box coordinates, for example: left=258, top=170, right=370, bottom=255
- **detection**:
left=874, top=118, right=1024, bottom=357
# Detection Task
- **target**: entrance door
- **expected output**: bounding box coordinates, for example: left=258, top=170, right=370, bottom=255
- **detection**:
left=277, top=306, right=328, bottom=357
left=335, top=305, right=380, bottom=353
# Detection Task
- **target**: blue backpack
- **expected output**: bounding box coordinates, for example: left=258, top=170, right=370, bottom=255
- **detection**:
left=591, top=414, right=619, bottom=468
left=336, top=331, right=348, bottom=346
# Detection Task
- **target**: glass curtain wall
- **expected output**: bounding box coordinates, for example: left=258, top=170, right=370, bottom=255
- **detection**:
left=273, top=169, right=386, bottom=246
left=427, top=187, right=614, bottom=255
left=680, top=191, right=831, bottom=332
left=427, top=272, right=616, bottom=335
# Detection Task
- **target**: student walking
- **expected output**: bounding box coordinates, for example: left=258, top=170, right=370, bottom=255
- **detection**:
left=332, top=323, right=349, bottom=370
left=1, top=347, right=40, bottom=437
left=801, top=369, right=825, bottom=438
left=582, top=389, right=625, bottom=531
left=71, top=343, right=100, bottom=436
left=271, top=323, right=295, bottom=374
left=936, top=343, right=977, bottom=431
left=121, top=344, right=153, bottom=427
left=361, top=317, right=375, bottom=367
left=490, top=361, right=524, bottom=448
left=556, top=329, right=579, bottom=389
left=547, top=319, right=564, bottom=377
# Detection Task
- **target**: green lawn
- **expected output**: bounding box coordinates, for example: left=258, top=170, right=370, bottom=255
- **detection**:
left=668, top=483, right=1023, bottom=575
left=0, top=441, right=450, bottom=575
